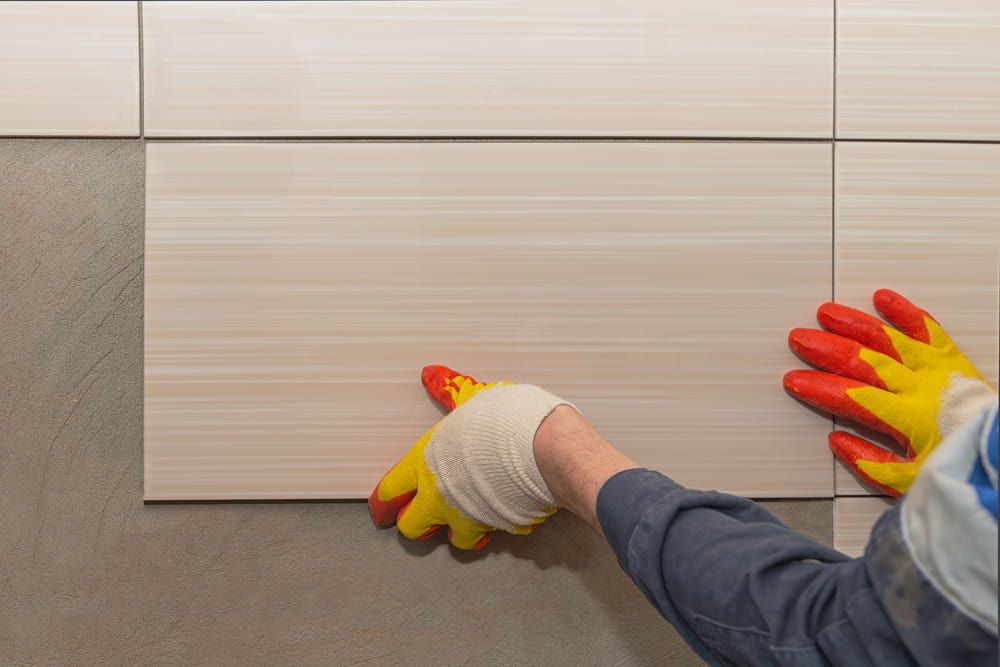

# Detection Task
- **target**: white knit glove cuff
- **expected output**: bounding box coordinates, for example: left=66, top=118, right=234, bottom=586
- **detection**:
left=938, top=373, right=997, bottom=440
left=424, top=384, right=573, bottom=533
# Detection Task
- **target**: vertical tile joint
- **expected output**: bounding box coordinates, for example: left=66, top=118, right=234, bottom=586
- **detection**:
left=831, top=0, right=839, bottom=495
left=138, top=0, right=145, bottom=138
left=832, top=0, right=838, bottom=141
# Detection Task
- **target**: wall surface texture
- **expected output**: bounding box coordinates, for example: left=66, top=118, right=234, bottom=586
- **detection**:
left=3, top=0, right=997, bottom=662
left=0, top=140, right=832, bottom=665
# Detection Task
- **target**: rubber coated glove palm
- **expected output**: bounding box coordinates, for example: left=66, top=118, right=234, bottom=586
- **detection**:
left=368, top=365, right=571, bottom=550
left=784, top=289, right=996, bottom=496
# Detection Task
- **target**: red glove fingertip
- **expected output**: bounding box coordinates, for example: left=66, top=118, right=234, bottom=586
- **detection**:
left=872, top=289, right=934, bottom=344
left=787, top=328, right=888, bottom=390
left=445, top=527, right=493, bottom=551
left=783, top=370, right=911, bottom=450
left=421, top=364, right=468, bottom=411
left=828, top=431, right=904, bottom=465
left=417, top=525, right=443, bottom=541
left=368, top=485, right=416, bottom=527
left=828, top=431, right=905, bottom=497
left=816, top=302, right=902, bottom=362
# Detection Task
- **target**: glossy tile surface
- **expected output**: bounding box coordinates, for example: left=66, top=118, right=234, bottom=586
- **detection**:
left=145, top=142, right=833, bottom=500
left=0, top=2, right=139, bottom=135
left=834, top=497, right=894, bottom=557
left=837, top=0, right=1000, bottom=140
left=142, top=0, right=833, bottom=138
left=834, top=142, right=1000, bottom=494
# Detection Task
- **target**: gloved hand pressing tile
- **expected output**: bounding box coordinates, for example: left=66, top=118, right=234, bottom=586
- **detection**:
left=785, top=289, right=996, bottom=496
left=368, top=365, right=573, bottom=550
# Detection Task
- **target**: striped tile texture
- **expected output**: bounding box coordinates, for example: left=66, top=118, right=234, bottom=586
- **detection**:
left=833, top=142, right=1000, bottom=495
left=145, top=142, right=833, bottom=500
left=837, top=0, right=1000, bottom=140
left=63, top=1, right=990, bottom=502
left=142, top=0, right=833, bottom=137
left=0, top=2, right=139, bottom=135
left=834, top=497, right=894, bottom=556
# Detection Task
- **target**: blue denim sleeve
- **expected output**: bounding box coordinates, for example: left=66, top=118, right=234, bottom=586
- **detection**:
left=595, top=470, right=997, bottom=666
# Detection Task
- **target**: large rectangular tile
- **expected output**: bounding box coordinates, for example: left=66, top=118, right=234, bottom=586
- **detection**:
left=0, top=140, right=827, bottom=660
left=145, top=142, right=833, bottom=500
left=143, top=0, right=832, bottom=138
left=834, top=142, right=1000, bottom=494
left=837, top=0, right=1000, bottom=140
left=0, top=2, right=139, bottom=135
left=834, top=497, right=894, bottom=557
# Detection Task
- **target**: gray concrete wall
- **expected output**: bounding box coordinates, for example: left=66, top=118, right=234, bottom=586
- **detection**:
left=0, top=140, right=832, bottom=666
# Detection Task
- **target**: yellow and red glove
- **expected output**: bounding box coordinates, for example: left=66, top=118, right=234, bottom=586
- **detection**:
left=784, top=289, right=996, bottom=496
left=368, top=365, right=572, bottom=550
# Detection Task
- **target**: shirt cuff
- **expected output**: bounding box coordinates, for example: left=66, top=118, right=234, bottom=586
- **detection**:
left=596, top=468, right=684, bottom=569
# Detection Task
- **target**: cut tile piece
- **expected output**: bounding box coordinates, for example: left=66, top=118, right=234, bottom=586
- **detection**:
left=834, top=497, right=894, bottom=557
left=0, top=2, right=139, bottom=135
left=837, top=0, right=1000, bottom=140
left=142, top=0, right=832, bottom=138
left=145, top=142, right=833, bottom=500
left=834, top=142, right=1000, bottom=494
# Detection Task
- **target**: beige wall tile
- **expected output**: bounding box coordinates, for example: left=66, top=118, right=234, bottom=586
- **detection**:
left=145, top=142, right=833, bottom=500
left=837, top=0, right=1000, bottom=140
left=142, top=0, right=833, bottom=138
left=834, top=496, right=894, bottom=556
left=834, top=142, right=1000, bottom=494
left=0, top=2, right=139, bottom=135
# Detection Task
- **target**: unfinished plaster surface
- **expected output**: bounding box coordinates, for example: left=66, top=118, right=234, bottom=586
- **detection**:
left=0, top=140, right=832, bottom=665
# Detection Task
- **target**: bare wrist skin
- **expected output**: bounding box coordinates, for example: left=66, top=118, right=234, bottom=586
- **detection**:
left=532, top=406, right=638, bottom=533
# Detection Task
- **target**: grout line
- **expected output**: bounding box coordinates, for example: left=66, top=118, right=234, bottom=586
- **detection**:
left=135, top=136, right=1000, bottom=144
left=145, top=498, right=375, bottom=505
left=832, top=497, right=840, bottom=550
left=831, top=143, right=837, bottom=304
left=0, top=135, right=140, bottom=140
left=1, top=135, right=991, bottom=144
left=138, top=0, right=145, bottom=138
left=836, top=137, right=1000, bottom=145
left=832, top=0, right=838, bottom=141
left=140, top=135, right=835, bottom=143
left=830, top=147, right=839, bottom=492
left=830, top=0, right=837, bottom=385
left=138, top=0, right=146, bottom=498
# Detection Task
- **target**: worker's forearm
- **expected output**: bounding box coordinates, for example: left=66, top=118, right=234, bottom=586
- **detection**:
left=530, top=408, right=881, bottom=665
left=532, top=406, right=637, bottom=532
